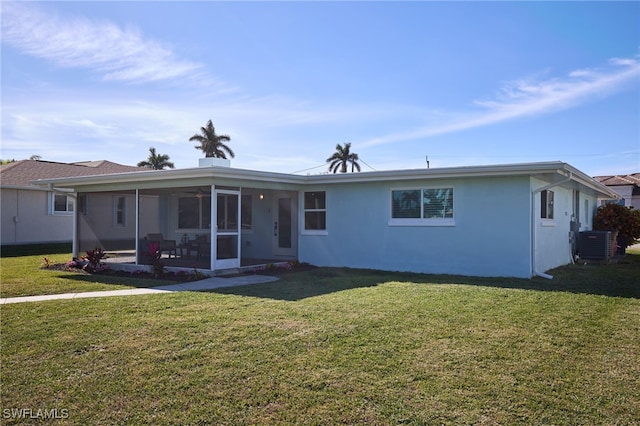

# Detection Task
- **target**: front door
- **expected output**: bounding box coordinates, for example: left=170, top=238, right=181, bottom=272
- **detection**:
left=273, top=191, right=297, bottom=257
left=214, top=189, right=241, bottom=269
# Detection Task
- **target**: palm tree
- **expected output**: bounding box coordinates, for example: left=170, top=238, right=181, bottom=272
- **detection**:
left=137, top=147, right=175, bottom=170
left=326, top=142, right=361, bottom=173
left=189, top=119, right=234, bottom=159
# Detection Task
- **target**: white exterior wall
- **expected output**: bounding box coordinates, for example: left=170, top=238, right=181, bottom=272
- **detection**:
left=1, top=188, right=73, bottom=245
left=299, top=176, right=533, bottom=278
left=531, top=178, right=600, bottom=274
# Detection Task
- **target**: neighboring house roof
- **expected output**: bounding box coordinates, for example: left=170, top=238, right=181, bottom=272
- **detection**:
left=593, top=173, right=640, bottom=187
left=31, top=160, right=620, bottom=200
left=594, top=173, right=640, bottom=198
left=0, top=160, right=144, bottom=189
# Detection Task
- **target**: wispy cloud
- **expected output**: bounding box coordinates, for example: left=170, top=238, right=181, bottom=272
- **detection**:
left=361, top=56, right=640, bottom=147
left=1, top=1, right=204, bottom=84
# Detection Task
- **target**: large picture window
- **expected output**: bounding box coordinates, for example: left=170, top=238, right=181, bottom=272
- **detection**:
left=303, top=191, right=326, bottom=232
left=178, top=196, right=211, bottom=229
left=390, top=187, right=454, bottom=226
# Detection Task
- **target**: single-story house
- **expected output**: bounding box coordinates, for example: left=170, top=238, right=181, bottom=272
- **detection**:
left=33, top=159, right=619, bottom=278
left=1, top=160, right=144, bottom=247
left=593, top=173, right=640, bottom=209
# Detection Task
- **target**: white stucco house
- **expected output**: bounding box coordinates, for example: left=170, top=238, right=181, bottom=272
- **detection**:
left=33, top=160, right=618, bottom=279
left=1, top=160, right=144, bottom=247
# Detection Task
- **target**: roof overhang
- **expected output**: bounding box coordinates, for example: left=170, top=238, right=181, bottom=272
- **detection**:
left=32, top=161, right=620, bottom=200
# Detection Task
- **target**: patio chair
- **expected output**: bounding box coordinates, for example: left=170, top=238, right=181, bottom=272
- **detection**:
left=196, top=235, right=211, bottom=260
left=145, top=233, right=177, bottom=258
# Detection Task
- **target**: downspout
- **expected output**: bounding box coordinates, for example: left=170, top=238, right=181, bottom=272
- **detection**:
left=531, top=172, right=572, bottom=280
left=135, top=189, right=140, bottom=266
left=72, top=197, right=78, bottom=259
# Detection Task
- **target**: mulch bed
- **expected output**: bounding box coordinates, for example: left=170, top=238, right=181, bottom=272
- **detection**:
left=41, top=261, right=317, bottom=282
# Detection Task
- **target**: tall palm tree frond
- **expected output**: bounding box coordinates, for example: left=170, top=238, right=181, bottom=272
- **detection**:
left=326, top=142, right=361, bottom=173
left=137, top=147, right=175, bottom=170
left=189, top=120, right=234, bottom=159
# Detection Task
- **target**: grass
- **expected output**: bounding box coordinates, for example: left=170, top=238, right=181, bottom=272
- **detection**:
left=0, top=253, right=174, bottom=298
left=1, top=250, right=639, bottom=424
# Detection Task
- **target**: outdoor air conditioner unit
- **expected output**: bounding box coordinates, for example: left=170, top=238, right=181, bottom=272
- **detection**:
left=579, top=231, right=617, bottom=260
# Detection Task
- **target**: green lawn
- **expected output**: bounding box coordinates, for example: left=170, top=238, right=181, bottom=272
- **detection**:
left=1, top=251, right=639, bottom=424
left=0, top=253, right=174, bottom=298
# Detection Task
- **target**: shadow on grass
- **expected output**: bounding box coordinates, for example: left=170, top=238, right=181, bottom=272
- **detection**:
left=212, top=254, right=640, bottom=301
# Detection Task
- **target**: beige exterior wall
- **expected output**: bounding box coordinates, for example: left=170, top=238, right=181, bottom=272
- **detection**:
left=77, top=192, right=160, bottom=251
left=1, top=188, right=74, bottom=245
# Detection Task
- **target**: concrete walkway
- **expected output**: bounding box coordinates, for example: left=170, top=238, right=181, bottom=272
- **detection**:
left=1, top=275, right=279, bottom=305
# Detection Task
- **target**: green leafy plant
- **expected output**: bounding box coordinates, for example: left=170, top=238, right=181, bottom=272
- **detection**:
left=594, top=203, right=640, bottom=249
left=190, top=267, right=206, bottom=281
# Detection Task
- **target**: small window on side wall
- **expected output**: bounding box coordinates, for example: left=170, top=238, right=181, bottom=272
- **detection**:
left=114, top=196, right=126, bottom=226
left=51, top=193, right=74, bottom=214
left=304, top=191, right=326, bottom=232
left=541, top=190, right=554, bottom=219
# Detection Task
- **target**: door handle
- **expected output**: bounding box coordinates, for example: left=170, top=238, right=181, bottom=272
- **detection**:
left=274, top=221, right=278, bottom=237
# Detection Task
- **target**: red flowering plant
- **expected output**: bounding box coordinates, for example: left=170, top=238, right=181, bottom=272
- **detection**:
left=147, top=242, right=165, bottom=278
left=84, top=247, right=106, bottom=272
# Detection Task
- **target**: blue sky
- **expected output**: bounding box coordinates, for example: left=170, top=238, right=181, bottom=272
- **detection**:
left=2, top=1, right=639, bottom=176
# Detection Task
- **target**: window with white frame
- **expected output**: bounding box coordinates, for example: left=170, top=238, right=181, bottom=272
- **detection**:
left=51, top=193, right=74, bottom=214
left=390, top=187, right=454, bottom=226
left=541, top=190, right=554, bottom=219
left=114, top=196, right=126, bottom=226
left=303, top=191, right=326, bottom=232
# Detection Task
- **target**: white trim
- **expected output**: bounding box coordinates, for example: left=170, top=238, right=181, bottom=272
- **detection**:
left=213, top=188, right=241, bottom=270
left=135, top=189, right=140, bottom=266
left=49, top=192, right=74, bottom=215
left=33, top=161, right=620, bottom=201
left=301, top=190, right=327, bottom=234
left=301, top=229, right=329, bottom=236
left=113, top=195, right=126, bottom=227
left=388, top=218, right=455, bottom=227
left=72, top=194, right=78, bottom=258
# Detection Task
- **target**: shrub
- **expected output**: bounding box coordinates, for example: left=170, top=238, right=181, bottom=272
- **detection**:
left=146, top=242, right=165, bottom=278
left=594, top=204, right=640, bottom=248
left=84, top=248, right=106, bottom=272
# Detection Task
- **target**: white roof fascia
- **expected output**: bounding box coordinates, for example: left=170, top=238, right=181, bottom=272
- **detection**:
left=1, top=185, right=51, bottom=192
left=31, top=160, right=617, bottom=199
left=32, top=166, right=306, bottom=189
left=304, top=161, right=573, bottom=184
left=562, top=163, right=620, bottom=200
